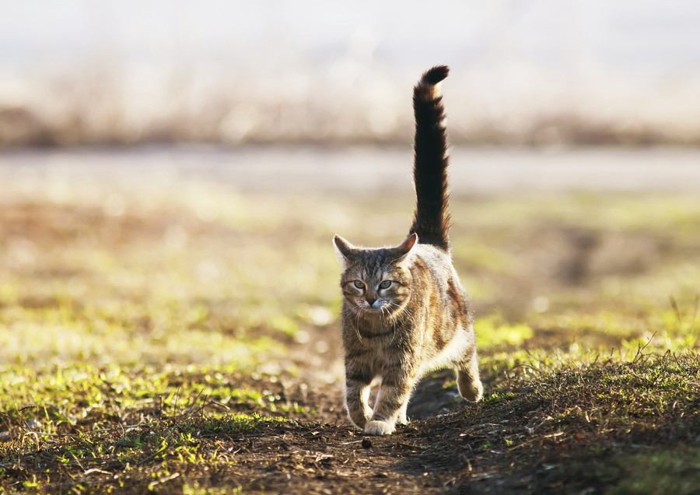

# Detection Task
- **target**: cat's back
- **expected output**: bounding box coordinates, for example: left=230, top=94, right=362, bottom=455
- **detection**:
left=413, top=244, right=466, bottom=300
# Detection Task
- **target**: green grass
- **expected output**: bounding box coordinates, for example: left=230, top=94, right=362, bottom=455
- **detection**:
left=0, top=177, right=699, bottom=493
left=449, top=352, right=700, bottom=493
left=0, top=361, right=295, bottom=493
left=475, top=315, right=534, bottom=349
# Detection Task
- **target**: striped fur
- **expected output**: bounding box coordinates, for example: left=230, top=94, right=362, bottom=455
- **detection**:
left=410, top=65, right=451, bottom=251
left=333, top=66, right=483, bottom=436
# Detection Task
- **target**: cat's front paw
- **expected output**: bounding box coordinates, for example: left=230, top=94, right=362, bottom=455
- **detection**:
left=364, top=420, right=395, bottom=436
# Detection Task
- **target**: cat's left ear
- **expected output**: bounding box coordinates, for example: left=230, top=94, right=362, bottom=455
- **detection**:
left=333, top=234, right=358, bottom=264
left=393, top=233, right=419, bottom=261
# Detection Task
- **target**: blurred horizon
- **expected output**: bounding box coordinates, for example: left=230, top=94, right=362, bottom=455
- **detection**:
left=2, top=1, right=700, bottom=148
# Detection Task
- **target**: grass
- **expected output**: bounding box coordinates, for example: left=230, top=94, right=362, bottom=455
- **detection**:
left=0, top=362, right=296, bottom=493
left=0, top=167, right=699, bottom=493
left=420, top=353, right=699, bottom=493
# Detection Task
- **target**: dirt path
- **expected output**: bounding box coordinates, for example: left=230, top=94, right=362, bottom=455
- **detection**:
left=224, top=325, right=491, bottom=495
left=199, top=324, right=699, bottom=495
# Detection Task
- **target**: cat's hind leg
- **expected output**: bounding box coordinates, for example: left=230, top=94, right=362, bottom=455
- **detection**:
left=456, top=349, right=483, bottom=402
left=376, top=380, right=410, bottom=425
left=396, top=400, right=409, bottom=426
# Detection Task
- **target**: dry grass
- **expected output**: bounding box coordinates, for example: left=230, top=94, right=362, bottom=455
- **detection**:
left=3, top=66, right=700, bottom=148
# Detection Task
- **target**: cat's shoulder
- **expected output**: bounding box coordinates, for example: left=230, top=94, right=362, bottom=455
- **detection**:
left=414, top=243, right=451, bottom=263
left=413, top=244, right=455, bottom=278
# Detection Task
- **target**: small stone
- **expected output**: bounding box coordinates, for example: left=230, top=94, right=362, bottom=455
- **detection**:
left=361, top=438, right=372, bottom=449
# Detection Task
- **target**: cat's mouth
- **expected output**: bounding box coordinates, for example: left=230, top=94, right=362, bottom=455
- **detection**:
left=362, top=306, right=383, bottom=313
left=356, top=301, right=392, bottom=315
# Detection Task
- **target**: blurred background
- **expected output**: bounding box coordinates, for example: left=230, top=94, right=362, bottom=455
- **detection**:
left=2, top=4, right=700, bottom=491
left=2, top=0, right=700, bottom=147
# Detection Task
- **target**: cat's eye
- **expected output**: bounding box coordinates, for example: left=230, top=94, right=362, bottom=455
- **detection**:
left=353, top=280, right=365, bottom=289
left=378, top=280, right=393, bottom=290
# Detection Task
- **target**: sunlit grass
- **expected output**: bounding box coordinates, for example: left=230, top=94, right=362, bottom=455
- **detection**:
left=476, top=315, right=534, bottom=349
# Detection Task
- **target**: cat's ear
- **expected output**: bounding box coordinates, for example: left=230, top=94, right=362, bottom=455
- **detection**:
left=333, top=234, right=358, bottom=263
left=393, top=233, right=419, bottom=261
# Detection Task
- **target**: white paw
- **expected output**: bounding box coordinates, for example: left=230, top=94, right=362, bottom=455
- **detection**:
left=397, top=415, right=409, bottom=426
left=364, top=420, right=395, bottom=436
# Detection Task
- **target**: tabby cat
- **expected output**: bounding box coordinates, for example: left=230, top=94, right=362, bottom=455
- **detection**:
left=333, top=66, right=483, bottom=436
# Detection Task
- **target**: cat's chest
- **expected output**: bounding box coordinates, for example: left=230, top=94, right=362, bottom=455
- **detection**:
left=357, top=339, right=405, bottom=372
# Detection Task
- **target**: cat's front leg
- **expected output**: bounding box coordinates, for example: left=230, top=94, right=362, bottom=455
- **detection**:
left=344, top=375, right=373, bottom=429
left=365, top=377, right=414, bottom=435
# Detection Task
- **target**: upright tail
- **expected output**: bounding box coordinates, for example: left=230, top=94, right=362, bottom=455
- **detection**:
left=409, top=65, right=451, bottom=251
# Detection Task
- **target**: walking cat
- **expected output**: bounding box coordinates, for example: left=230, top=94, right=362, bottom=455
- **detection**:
left=333, top=66, right=483, bottom=436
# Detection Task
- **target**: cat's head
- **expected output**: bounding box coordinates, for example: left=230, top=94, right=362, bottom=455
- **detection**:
left=332, top=233, right=418, bottom=317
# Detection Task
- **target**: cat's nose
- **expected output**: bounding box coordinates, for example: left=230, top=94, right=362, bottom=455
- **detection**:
left=366, top=296, right=377, bottom=306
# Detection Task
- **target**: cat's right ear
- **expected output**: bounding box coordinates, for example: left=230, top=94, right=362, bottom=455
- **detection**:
left=392, top=232, right=419, bottom=262
left=333, top=234, right=357, bottom=264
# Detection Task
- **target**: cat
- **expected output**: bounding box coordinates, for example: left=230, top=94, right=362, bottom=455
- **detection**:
left=333, top=66, right=483, bottom=436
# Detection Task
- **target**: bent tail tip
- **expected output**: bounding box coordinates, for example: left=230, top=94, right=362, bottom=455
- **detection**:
left=416, top=65, right=449, bottom=100
left=421, top=65, right=449, bottom=86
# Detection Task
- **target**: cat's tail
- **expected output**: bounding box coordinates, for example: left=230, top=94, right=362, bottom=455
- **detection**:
left=409, top=65, right=451, bottom=251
